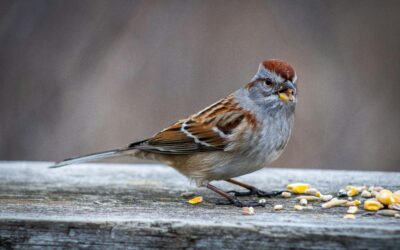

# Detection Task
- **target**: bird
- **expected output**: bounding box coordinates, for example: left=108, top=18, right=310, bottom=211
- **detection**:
left=50, top=59, right=298, bottom=207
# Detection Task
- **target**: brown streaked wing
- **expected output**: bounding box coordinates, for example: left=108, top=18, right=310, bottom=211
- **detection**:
left=131, top=96, right=252, bottom=154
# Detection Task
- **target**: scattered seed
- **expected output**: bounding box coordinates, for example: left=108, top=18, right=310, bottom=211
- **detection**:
left=364, top=199, right=384, bottom=211
left=345, top=200, right=361, bottom=207
left=294, top=204, right=303, bottom=211
left=296, top=195, right=320, bottom=202
left=393, top=192, right=400, bottom=203
left=372, top=186, right=384, bottom=192
left=287, top=183, right=310, bottom=194
left=346, top=186, right=359, bottom=197
left=377, top=190, right=396, bottom=205
left=361, top=190, right=372, bottom=198
left=322, top=198, right=347, bottom=208
left=281, top=191, right=292, bottom=198
left=258, top=199, right=267, bottom=204
left=389, top=203, right=400, bottom=211
left=371, top=191, right=379, bottom=197
left=304, top=188, right=321, bottom=197
left=274, top=204, right=283, bottom=210
left=343, top=214, right=356, bottom=219
left=356, top=186, right=367, bottom=192
left=377, top=209, right=399, bottom=217
left=347, top=206, right=358, bottom=214
left=299, top=198, right=308, bottom=206
left=188, top=196, right=203, bottom=204
left=321, top=195, right=333, bottom=202
left=338, top=189, right=347, bottom=197
left=242, top=207, right=255, bottom=215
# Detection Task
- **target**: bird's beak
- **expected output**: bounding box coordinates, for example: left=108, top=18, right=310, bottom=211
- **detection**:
left=277, top=81, right=296, bottom=103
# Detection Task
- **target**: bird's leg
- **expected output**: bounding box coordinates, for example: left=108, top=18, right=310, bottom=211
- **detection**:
left=226, top=178, right=283, bottom=197
left=206, top=183, right=264, bottom=207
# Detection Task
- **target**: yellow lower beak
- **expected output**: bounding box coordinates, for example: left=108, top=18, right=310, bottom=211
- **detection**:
left=278, top=92, right=294, bottom=102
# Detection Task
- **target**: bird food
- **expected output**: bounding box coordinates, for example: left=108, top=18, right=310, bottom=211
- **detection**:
left=188, top=196, right=203, bottom=204
left=242, top=207, right=255, bottom=215
left=287, top=183, right=310, bottom=194
left=363, top=199, right=384, bottom=211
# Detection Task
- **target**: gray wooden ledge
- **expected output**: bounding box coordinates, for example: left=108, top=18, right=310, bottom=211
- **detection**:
left=0, top=161, right=399, bottom=249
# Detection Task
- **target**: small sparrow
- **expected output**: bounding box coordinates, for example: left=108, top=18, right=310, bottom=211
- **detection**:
left=51, top=59, right=298, bottom=207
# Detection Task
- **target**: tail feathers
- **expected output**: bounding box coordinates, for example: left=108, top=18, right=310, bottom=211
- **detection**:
left=49, top=148, right=132, bottom=169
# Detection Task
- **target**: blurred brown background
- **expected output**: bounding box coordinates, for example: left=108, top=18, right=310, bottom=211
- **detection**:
left=1, top=0, right=399, bottom=171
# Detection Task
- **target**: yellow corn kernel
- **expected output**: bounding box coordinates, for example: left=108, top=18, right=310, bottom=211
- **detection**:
left=377, top=190, right=395, bottom=205
left=364, top=199, right=384, bottom=211
left=346, top=186, right=359, bottom=197
left=188, top=196, right=203, bottom=204
left=287, top=183, right=310, bottom=194
left=393, top=191, right=400, bottom=204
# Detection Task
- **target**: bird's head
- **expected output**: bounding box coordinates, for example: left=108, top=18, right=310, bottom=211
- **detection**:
left=245, top=59, right=298, bottom=109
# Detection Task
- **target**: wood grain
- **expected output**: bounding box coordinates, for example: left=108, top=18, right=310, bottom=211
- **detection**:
left=0, top=162, right=399, bottom=249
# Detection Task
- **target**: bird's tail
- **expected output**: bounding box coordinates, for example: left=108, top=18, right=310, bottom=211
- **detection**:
left=49, top=147, right=134, bottom=169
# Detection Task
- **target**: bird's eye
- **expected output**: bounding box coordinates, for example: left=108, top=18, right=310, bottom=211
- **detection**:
left=263, top=78, right=273, bottom=86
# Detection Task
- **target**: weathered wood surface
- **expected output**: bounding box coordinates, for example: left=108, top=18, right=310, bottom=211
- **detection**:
left=0, top=161, right=399, bottom=249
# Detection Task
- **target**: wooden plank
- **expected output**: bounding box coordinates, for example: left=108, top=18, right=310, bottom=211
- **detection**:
left=0, top=162, right=399, bottom=249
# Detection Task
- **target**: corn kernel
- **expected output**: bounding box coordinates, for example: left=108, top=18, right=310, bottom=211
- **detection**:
left=346, top=186, right=359, bottom=197
left=287, top=183, right=310, bottom=194
left=377, top=189, right=395, bottom=205
left=188, top=196, right=203, bottom=204
left=393, top=191, right=400, bottom=204
left=364, top=199, right=384, bottom=211
left=274, top=204, right=283, bottom=210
